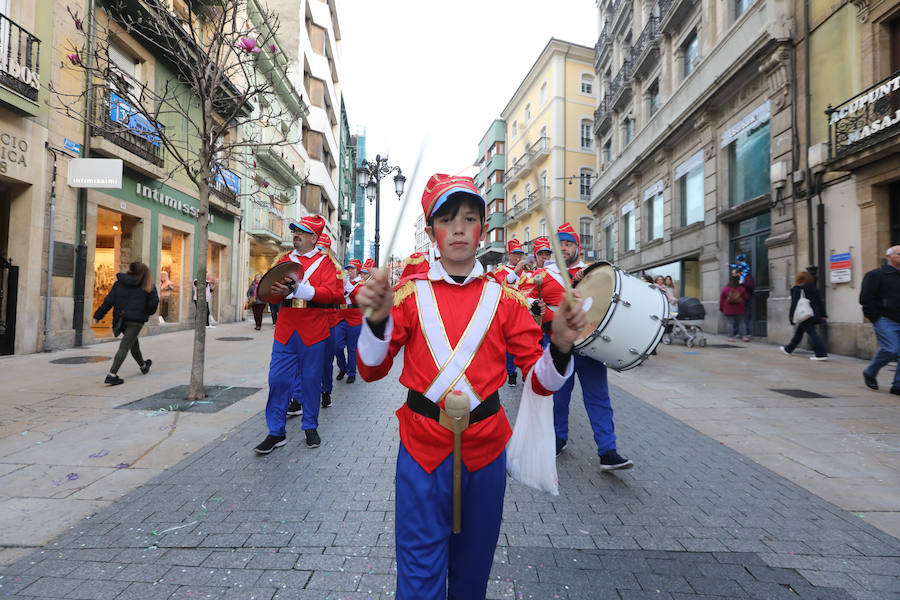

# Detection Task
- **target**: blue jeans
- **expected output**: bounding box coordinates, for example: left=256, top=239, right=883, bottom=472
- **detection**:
left=865, top=317, right=900, bottom=387
left=725, top=314, right=748, bottom=337
left=784, top=320, right=827, bottom=357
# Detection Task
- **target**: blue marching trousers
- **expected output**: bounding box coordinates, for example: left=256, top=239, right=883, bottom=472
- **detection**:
left=394, top=443, right=506, bottom=600
left=320, top=324, right=337, bottom=394
left=505, top=351, right=516, bottom=376
left=553, top=353, right=617, bottom=455
left=266, top=331, right=325, bottom=435
left=334, top=320, right=362, bottom=377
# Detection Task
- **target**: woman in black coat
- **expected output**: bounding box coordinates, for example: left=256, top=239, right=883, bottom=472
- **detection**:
left=93, top=261, right=160, bottom=385
left=780, top=271, right=828, bottom=360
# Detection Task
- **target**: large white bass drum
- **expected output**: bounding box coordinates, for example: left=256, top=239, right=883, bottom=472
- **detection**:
left=572, top=262, right=669, bottom=371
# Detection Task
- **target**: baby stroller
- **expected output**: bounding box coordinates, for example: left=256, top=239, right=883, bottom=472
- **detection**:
left=661, top=297, right=707, bottom=348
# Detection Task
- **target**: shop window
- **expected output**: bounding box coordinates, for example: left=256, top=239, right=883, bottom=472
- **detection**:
left=683, top=31, right=699, bottom=78
left=207, top=242, right=223, bottom=321
left=160, top=227, right=186, bottom=323
left=622, top=207, right=636, bottom=252
left=728, top=122, right=770, bottom=207
left=92, top=207, right=140, bottom=337
left=677, top=151, right=704, bottom=227
left=645, top=189, right=664, bottom=241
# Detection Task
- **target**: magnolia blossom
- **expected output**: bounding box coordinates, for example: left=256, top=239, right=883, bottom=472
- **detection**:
left=238, top=36, right=261, bottom=54
left=67, top=52, right=81, bottom=66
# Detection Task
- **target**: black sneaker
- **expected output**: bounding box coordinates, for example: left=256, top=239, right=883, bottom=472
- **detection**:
left=599, top=450, right=633, bottom=471
left=891, top=386, right=900, bottom=396
left=336, top=370, right=346, bottom=381
left=555, top=437, right=567, bottom=456
left=286, top=399, right=302, bottom=417
left=140, top=359, right=152, bottom=375
left=305, top=429, right=321, bottom=448
left=508, top=372, right=517, bottom=387
left=105, top=374, right=124, bottom=386
left=863, top=372, right=878, bottom=390
left=345, top=375, right=356, bottom=384
left=254, top=434, right=286, bottom=454
left=321, top=392, right=332, bottom=408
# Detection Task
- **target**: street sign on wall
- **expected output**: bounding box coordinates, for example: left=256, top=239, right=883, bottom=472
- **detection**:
left=67, top=158, right=123, bottom=188
left=830, top=252, right=852, bottom=284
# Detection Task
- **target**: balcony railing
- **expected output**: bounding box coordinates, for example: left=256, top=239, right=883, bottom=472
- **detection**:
left=246, top=205, right=287, bottom=242
left=0, top=14, right=40, bottom=102
left=93, top=86, right=165, bottom=167
left=527, top=136, right=550, bottom=164
left=594, top=96, right=612, bottom=136
left=609, top=61, right=632, bottom=110
left=827, top=69, right=900, bottom=161
left=211, top=165, right=240, bottom=206
left=631, top=16, right=661, bottom=78
left=594, top=27, right=612, bottom=70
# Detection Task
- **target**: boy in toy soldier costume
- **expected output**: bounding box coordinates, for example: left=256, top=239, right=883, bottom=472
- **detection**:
left=529, top=222, right=633, bottom=469
left=491, top=238, right=526, bottom=386
left=255, top=215, right=345, bottom=454
left=333, top=258, right=364, bottom=384
left=355, top=173, right=587, bottom=600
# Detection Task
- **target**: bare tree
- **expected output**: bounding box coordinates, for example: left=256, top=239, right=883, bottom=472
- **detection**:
left=54, top=0, right=308, bottom=400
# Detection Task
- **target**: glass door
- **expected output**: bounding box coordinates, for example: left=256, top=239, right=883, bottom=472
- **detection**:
left=730, top=212, right=770, bottom=337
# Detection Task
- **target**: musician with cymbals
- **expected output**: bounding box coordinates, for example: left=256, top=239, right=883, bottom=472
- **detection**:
left=254, top=215, right=345, bottom=454
left=354, top=173, right=587, bottom=600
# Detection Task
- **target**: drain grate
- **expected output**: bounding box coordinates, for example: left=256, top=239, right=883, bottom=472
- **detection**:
left=50, top=355, right=111, bottom=364
left=116, top=385, right=262, bottom=412
left=217, top=336, right=254, bottom=341
left=770, top=388, right=832, bottom=399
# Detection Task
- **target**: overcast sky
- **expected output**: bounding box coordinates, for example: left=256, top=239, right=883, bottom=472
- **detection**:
left=337, top=0, right=597, bottom=259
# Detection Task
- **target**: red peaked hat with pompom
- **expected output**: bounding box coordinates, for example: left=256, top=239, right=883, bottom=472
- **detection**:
left=533, top=237, right=551, bottom=253
left=290, top=214, right=326, bottom=239
left=361, top=258, right=375, bottom=273
left=507, top=238, right=524, bottom=254
left=348, top=259, right=362, bottom=270
left=557, top=222, right=580, bottom=248
left=420, top=173, right=485, bottom=220
left=316, top=231, right=331, bottom=249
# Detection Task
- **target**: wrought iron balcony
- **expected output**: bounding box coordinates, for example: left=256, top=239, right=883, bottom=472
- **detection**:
left=0, top=13, right=40, bottom=102
left=594, top=27, right=612, bottom=71
left=827, top=69, right=900, bottom=161
left=594, top=96, right=612, bottom=136
left=93, top=86, right=165, bottom=167
left=246, top=205, right=287, bottom=242
left=609, top=61, right=632, bottom=111
left=631, top=16, right=661, bottom=79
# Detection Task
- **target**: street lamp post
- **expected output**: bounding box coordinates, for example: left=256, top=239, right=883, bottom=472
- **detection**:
left=356, top=154, right=405, bottom=265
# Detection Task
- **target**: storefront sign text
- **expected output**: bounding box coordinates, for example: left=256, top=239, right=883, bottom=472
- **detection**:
left=110, top=92, right=161, bottom=147
left=68, top=158, right=123, bottom=188
left=136, top=182, right=214, bottom=223
left=0, top=132, right=28, bottom=174
left=828, top=74, right=900, bottom=125
left=721, top=101, right=771, bottom=148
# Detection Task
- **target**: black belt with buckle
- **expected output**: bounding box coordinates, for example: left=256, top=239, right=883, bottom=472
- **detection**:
left=281, top=299, right=337, bottom=308
left=406, top=389, right=501, bottom=424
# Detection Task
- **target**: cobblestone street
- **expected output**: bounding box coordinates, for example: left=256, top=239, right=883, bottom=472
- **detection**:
left=1, top=326, right=899, bottom=599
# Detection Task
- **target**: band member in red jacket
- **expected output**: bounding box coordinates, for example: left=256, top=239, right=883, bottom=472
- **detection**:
left=491, top=238, right=526, bottom=386
left=254, top=215, right=344, bottom=454
left=333, top=258, right=364, bottom=384
left=355, top=173, right=587, bottom=600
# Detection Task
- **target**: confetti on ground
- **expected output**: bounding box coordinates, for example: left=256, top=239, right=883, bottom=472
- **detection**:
left=88, top=449, right=109, bottom=458
left=683, top=351, right=700, bottom=354
left=66, top=473, right=79, bottom=480
left=114, top=463, right=130, bottom=469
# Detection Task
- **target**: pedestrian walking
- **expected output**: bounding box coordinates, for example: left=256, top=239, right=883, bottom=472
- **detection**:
left=158, top=270, right=175, bottom=323
left=720, top=271, right=750, bottom=342
left=247, top=273, right=265, bottom=330
left=355, top=173, right=585, bottom=600
left=528, top=223, right=634, bottom=470
left=92, top=261, right=159, bottom=385
left=860, top=245, right=900, bottom=394
left=780, top=271, right=828, bottom=360
left=254, top=214, right=344, bottom=454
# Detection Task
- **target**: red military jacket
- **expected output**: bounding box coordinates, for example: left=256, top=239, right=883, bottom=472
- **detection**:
left=357, top=261, right=572, bottom=474
left=343, top=278, right=364, bottom=327
left=490, top=263, right=520, bottom=287
left=274, top=249, right=345, bottom=346
left=527, top=261, right=587, bottom=317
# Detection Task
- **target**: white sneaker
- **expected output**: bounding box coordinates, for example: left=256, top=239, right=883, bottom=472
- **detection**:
left=810, top=356, right=829, bottom=361
left=780, top=346, right=792, bottom=356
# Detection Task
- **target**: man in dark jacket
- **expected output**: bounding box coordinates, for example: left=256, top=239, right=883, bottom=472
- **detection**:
left=860, top=246, right=900, bottom=394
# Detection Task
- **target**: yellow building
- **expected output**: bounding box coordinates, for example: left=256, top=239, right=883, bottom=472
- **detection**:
left=501, top=39, right=597, bottom=258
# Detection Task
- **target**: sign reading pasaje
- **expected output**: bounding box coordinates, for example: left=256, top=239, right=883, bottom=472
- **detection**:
left=67, top=158, right=123, bottom=188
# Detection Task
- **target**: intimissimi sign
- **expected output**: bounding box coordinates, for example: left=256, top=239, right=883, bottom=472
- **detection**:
left=136, top=182, right=214, bottom=223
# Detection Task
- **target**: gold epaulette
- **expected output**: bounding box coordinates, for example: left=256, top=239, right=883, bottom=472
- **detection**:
left=270, top=251, right=292, bottom=269
left=326, top=252, right=344, bottom=279
left=501, top=284, right=529, bottom=309
left=405, top=253, right=427, bottom=265
left=393, top=280, right=417, bottom=307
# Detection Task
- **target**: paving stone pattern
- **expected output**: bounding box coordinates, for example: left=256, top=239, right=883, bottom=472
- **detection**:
left=2, top=360, right=900, bottom=599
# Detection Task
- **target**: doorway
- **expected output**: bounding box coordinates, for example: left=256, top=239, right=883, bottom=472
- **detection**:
left=92, top=206, right=139, bottom=338
left=0, top=183, right=15, bottom=355
left=207, top=242, right=223, bottom=322
left=890, top=181, right=900, bottom=246
left=730, top=212, right=770, bottom=337
left=160, top=227, right=186, bottom=323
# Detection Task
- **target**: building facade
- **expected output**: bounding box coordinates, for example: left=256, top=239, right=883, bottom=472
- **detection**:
left=474, top=119, right=507, bottom=267
left=589, top=0, right=797, bottom=339
left=337, top=96, right=354, bottom=264
left=502, top=39, right=598, bottom=262
left=802, top=0, right=900, bottom=358
left=350, top=129, right=366, bottom=261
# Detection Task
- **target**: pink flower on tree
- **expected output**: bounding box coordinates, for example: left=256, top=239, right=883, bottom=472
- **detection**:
left=67, top=52, right=82, bottom=66
left=238, top=37, right=261, bottom=54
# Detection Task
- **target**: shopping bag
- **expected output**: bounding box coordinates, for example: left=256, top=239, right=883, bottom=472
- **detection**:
left=506, top=370, right=559, bottom=495
left=794, top=290, right=814, bottom=323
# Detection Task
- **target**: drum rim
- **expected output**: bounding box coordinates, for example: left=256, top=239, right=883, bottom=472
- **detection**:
left=573, top=261, right=621, bottom=351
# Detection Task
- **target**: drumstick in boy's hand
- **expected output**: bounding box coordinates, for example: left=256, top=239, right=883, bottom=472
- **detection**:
left=536, top=187, right=575, bottom=310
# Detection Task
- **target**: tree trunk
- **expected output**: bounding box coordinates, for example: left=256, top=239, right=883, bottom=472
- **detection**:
left=188, top=181, right=211, bottom=401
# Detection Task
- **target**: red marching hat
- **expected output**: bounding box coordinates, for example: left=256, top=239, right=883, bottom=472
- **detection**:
left=420, top=173, right=485, bottom=220
left=290, top=214, right=326, bottom=241
left=316, top=231, right=331, bottom=249
left=347, top=258, right=362, bottom=271
left=533, top=237, right=551, bottom=253
left=361, top=258, right=376, bottom=273
left=557, top=222, right=580, bottom=248
left=507, top=238, right=524, bottom=254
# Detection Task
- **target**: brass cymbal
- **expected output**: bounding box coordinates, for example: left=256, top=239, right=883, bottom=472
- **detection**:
left=257, top=260, right=304, bottom=303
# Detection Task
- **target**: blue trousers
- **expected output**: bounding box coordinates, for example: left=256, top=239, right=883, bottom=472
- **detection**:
left=334, top=320, right=361, bottom=377
left=395, top=443, right=505, bottom=600
left=321, top=325, right=337, bottom=394
left=865, top=317, right=900, bottom=387
left=505, top=351, right=516, bottom=376
left=266, top=331, right=324, bottom=435
left=553, top=353, right=617, bottom=455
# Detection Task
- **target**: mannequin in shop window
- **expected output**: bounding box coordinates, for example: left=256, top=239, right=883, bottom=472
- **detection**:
left=193, top=277, right=217, bottom=327
left=159, top=270, right=175, bottom=322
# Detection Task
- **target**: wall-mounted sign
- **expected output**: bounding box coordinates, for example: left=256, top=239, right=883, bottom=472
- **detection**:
left=63, top=138, right=82, bottom=156
left=67, top=158, right=123, bottom=188
left=830, top=252, right=851, bottom=284
left=829, top=74, right=900, bottom=158
left=135, top=181, right=214, bottom=223
left=214, top=166, right=240, bottom=195
left=109, top=92, right=161, bottom=147
left=721, top=101, right=771, bottom=148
